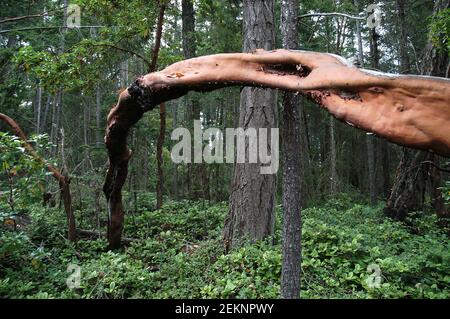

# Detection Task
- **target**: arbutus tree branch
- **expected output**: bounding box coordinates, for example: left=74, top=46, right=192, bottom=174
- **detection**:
left=104, top=49, right=450, bottom=248
left=103, top=1, right=167, bottom=248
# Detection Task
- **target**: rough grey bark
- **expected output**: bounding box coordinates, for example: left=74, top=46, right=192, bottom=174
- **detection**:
left=223, top=0, right=277, bottom=252
left=182, top=0, right=204, bottom=200
left=280, top=0, right=301, bottom=299
left=182, top=0, right=196, bottom=59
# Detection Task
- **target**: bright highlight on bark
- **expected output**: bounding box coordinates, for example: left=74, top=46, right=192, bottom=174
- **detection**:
left=104, top=49, right=450, bottom=248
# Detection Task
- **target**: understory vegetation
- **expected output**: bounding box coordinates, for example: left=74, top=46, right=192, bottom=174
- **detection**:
left=1, top=193, right=448, bottom=299
left=1, top=0, right=450, bottom=301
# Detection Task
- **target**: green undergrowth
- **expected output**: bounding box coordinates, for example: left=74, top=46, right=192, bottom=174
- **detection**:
left=0, top=193, right=449, bottom=299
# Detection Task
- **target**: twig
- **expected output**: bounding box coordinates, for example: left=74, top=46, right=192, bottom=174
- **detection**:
left=0, top=25, right=114, bottom=34
left=0, top=6, right=68, bottom=25
left=299, top=12, right=365, bottom=21
left=87, top=43, right=151, bottom=69
left=421, top=160, right=450, bottom=173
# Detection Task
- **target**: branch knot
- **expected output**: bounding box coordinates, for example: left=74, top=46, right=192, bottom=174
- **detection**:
left=128, top=79, right=156, bottom=111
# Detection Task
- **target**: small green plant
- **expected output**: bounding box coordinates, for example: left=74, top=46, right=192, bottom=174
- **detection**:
left=0, top=194, right=449, bottom=299
left=429, top=8, right=450, bottom=54
left=442, top=180, right=450, bottom=205
left=0, top=132, right=52, bottom=213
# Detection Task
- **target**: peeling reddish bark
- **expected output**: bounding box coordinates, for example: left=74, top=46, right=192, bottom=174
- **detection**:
left=0, top=112, right=76, bottom=241
left=104, top=49, right=450, bottom=248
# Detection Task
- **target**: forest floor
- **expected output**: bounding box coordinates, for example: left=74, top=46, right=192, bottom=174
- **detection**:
left=0, top=192, right=449, bottom=299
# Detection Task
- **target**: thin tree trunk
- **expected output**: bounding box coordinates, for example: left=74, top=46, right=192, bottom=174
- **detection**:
left=172, top=101, right=179, bottom=200
left=35, top=84, right=42, bottom=134
left=96, top=85, right=101, bottom=147
left=280, top=0, right=302, bottom=299
left=380, top=140, right=390, bottom=199
left=396, top=0, right=410, bottom=74
left=151, top=2, right=166, bottom=209
left=329, top=116, right=338, bottom=195
left=42, top=94, right=51, bottom=133
left=366, top=135, right=376, bottom=205
left=156, top=103, right=166, bottom=208
left=59, top=128, right=76, bottom=241
left=366, top=21, right=379, bottom=205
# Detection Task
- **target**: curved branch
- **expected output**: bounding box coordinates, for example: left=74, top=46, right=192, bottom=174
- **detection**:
left=0, top=6, right=68, bottom=25
left=0, top=113, right=76, bottom=241
left=0, top=25, right=110, bottom=35
left=0, top=113, right=63, bottom=181
left=149, top=3, right=166, bottom=73
left=299, top=12, right=365, bottom=20
left=117, top=49, right=450, bottom=156
left=104, top=49, right=450, bottom=247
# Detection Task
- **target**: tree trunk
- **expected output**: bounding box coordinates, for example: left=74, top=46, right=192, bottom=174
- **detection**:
left=182, top=0, right=201, bottom=200
left=385, top=0, right=449, bottom=220
left=396, top=0, right=410, bottom=74
left=35, top=84, right=42, bottom=134
left=367, top=23, right=380, bottom=204
left=153, top=3, right=166, bottom=209
left=385, top=150, right=429, bottom=220
left=223, top=0, right=277, bottom=252
left=329, top=116, right=338, bottom=195
left=429, top=155, right=449, bottom=223
left=424, top=0, right=450, bottom=222
left=172, top=101, right=179, bottom=200
left=156, top=103, right=166, bottom=208
left=42, top=94, right=51, bottom=133
left=182, top=0, right=196, bottom=60
left=380, top=139, right=390, bottom=199
left=59, top=128, right=77, bottom=241
left=96, top=85, right=101, bottom=147
left=280, top=0, right=302, bottom=299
